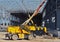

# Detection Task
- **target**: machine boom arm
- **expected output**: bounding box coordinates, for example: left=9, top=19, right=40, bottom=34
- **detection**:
left=22, top=0, right=46, bottom=25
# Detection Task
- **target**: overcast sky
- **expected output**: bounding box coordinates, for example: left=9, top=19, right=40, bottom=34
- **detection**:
left=0, top=0, right=47, bottom=13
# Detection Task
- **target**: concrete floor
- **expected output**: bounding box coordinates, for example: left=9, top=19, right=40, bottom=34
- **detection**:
left=0, top=32, right=60, bottom=42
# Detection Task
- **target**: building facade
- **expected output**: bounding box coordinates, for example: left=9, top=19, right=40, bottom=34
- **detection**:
left=0, top=9, right=20, bottom=31
left=43, top=0, right=60, bottom=37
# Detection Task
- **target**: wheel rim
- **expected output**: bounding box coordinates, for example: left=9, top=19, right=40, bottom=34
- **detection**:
left=28, top=34, right=34, bottom=40
left=12, top=35, right=18, bottom=40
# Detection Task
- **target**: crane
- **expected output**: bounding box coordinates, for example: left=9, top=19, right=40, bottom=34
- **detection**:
left=5, top=0, right=47, bottom=40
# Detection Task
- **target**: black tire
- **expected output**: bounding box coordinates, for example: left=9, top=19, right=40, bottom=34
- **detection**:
left=5, top=33, right=13, bottom=40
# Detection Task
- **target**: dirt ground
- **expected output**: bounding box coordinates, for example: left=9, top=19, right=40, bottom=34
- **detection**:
left=0, top=32, right=60, bottom=42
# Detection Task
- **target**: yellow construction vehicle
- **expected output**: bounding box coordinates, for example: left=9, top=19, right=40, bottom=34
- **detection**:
left=5, top=25, right=47, bottom=40
left=5, top=0, right=47, bottom=40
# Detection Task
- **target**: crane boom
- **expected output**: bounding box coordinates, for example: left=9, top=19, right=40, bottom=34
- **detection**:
left=22, top=0, right=46, bottom=25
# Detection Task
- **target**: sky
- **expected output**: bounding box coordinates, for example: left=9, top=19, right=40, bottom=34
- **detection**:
left=0, top=0, right=47, bottom=13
